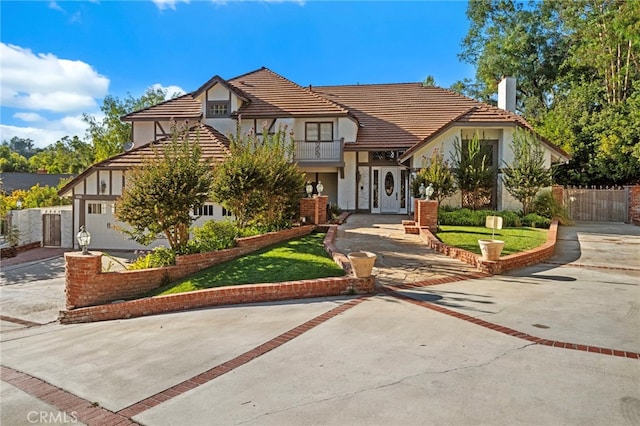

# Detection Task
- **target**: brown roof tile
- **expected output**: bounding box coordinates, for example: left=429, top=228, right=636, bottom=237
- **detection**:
left=121, top=93, right=202, bottom=121
left=313, top=83, right=483, bottom=150
left=58, top=124, right=229, bottom=196
left=228, top=68, right=350, bottom=118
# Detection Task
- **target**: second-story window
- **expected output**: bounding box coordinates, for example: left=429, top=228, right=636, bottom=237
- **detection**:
left=206, top=101, right=230, bottom=118
left=305, top=122, right=333, bottom=142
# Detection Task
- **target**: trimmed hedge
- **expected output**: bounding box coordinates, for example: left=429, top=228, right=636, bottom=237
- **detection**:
left=438, top=208, right=551, bottom=229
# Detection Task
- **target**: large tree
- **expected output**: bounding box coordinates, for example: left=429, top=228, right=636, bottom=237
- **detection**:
left=84, top=87, right=171, bottom=162
left=1, top=137, right=37, bottom=158
left=412, top=145, right=456, bottom=207
left=28, top=136, right=94, bottom=174
left=451, top=134, right=496, bottom=210
left=211, top=123, right=305, bottom=230
left=114, top=123, right=213, bottom=252
left=502, top=129, right=551, bottom=214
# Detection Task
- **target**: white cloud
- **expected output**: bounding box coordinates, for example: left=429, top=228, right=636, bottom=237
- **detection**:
left=14, top=112, right=45, bottom=122
left=150, top=83, right=186, bottom=99
left=0, top=43, right=109, bottom=113
left=0, top=113, right=95, bottom=148
left=49, top=1, right=64, bottom=12
left=152, top=0, right=190, bottom=10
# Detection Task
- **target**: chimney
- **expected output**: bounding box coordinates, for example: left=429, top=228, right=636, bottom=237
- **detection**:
left=498, top=76, right=516, bottom=112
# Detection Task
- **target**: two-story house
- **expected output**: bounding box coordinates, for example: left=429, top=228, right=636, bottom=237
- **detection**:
left=59, top=67, right=568, bottom=250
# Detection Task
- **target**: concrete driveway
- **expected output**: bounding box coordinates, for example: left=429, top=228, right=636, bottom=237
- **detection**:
left=1, top=218, right=639, bottom=426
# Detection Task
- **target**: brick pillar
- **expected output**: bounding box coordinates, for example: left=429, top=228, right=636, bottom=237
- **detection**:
left=416, top=200, right=438, bottom=232
left=300, top=196, right=328, bottom=224
left=628, top=186, right=640, bottom=225
left=552, top=185, right=564, bottom=206
left=65, top=252, right=102, bottom=309
left=414, top=199, right=420, bottom=222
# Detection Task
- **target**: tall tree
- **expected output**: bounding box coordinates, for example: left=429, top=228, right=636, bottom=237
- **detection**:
left=451, top=134, right=496, bottom=210
left=502, top=129, right=551, bottom=214
left=412, top=145, right=456, bottom=207
left=84, top=87, right=170, bottom=162
left=28, top=136, right=94, bottom=174
left=2, top=137, right=37, bottom=158
left=458, top=0, right=567, bottom=119
left=211, top=123, right=305, bottom=230
left=115, top=123, right=214, bottom=252
left=0, top=145, right=31, bottom=172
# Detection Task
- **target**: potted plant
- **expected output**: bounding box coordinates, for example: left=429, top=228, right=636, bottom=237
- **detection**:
left=347, top=251, right=377, bottom=278
left=478, top=216, right=504, bottom=261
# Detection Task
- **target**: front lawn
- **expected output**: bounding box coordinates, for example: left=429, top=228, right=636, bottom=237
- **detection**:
left=435, top=226, right=547, bottom=256
left=149, top=232, right=345, bottom=296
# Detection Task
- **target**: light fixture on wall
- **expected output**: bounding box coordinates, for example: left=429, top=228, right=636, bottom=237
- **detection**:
left=100, top=180, right=107, bottom=194
left=76, top=225, right=91, bottom=255
left=316, top=181, right=324, bottom=196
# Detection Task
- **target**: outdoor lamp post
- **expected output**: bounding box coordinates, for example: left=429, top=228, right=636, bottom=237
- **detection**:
left=418, top=183, right=425, bottom=199
left=425, top=183, right=434, bottom=200
left=16, top=200, right=23, bottom=209
left=306, top=182, right=313, bottom=197
left=316, top=181, right=324, bottom=196
left=76, top=225, right=91, bottom=255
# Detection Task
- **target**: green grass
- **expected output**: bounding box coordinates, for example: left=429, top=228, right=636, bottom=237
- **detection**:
left=149, top=232, right=345, bottom=296
left=435, top=226, right=548, bottom=256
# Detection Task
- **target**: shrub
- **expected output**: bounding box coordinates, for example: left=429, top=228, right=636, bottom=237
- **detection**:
left=520, top=213, right=551, bottom=228
left=190, top=220, right=238, bottom=252
left=128, top=247, right=176, bottom=270
left=439, top=208, right=521, bottom=227
left=533, top=190, right=573, bottom=225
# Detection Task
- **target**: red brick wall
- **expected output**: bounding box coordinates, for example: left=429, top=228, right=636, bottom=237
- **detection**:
left=552, top=185, right=564, bottom=206
left=64, top=225, right=315, bottom=309
left=416, top=200, right=438, bottom=232
left=629, top=186, right=640, bottom=225
left=420, top=220, right=559, bottom=275
left=60, top=225, right=375, bottom=324
left=300, top=196, right=328, bottom=224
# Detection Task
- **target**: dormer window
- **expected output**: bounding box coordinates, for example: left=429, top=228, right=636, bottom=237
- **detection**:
left=206, top=101, right=230, bottom=118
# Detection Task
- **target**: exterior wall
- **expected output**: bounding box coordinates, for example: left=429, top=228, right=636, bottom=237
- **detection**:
left=132, top=122, right=155, bottom=147
left=10, top=209, right=41, bottom=245
left=337, top=117, right=358, bottom=143
left=339, top=151, right=357, bottom=211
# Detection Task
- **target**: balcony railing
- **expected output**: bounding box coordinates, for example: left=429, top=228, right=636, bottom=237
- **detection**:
left=293, top=139, right=344, bottom=164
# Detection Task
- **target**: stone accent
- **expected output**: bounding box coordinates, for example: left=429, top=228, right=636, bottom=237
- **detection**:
left=300, top=195, right=328, bottom=225
left=552, top=185, right=564, bottom=205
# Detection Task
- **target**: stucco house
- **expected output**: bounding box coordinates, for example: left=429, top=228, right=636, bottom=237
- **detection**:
left=59, top=68, right=569, bottom=250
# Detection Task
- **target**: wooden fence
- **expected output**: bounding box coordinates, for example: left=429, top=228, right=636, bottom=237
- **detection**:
left=563, top=186, right=628, bottom=222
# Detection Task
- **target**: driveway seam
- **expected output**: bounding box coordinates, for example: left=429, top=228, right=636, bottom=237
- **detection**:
left=383, top=285, right=640, bottom=360
left=115, top=296, right=369, bottom=418
left=542, top=261, right=640, bottom=272
left=0, top=365, right=139, bottom=425
left=1, top=297, right=369, bottom=424
left=0, top=315, right=43, bottom=328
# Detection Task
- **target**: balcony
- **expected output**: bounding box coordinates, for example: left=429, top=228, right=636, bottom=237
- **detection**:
left=293, top=139, right=344, bottom=166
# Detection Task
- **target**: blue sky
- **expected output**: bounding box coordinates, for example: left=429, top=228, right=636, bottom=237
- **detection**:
left=1, top=0, right=474, bottom=148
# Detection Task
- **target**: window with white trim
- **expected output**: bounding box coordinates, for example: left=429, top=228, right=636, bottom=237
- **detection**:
left=88, top=203, right=104, bottom=214
left=195, top=204, right=215, bottom=216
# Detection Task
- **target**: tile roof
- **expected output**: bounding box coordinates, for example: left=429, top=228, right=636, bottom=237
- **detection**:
left=58, top=124, right=229, bottom=196
left=121, top=93, right=202, bottom=122
left=313, top=83, right=499, bottom=150
left=1, top=172, right=75, bottom=193
left=227, top=67, right=350, bottom=118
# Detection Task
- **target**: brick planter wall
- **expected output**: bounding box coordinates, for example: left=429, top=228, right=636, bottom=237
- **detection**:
left=420, top=220, right=559, bottom=275
left=300, top=195, right=328, bottom=224
left=415, top=200, right=438, bottom=232
left=60, top=224, right=375, bottom=324
left=629, top=186, right=640, bottom=225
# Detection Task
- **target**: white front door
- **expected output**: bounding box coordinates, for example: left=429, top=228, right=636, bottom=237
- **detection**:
left=380, top=168, right=398, bottom=213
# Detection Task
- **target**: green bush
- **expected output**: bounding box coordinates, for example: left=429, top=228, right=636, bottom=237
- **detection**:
left=520, top=213, right=551, bottom=228
left=439, top=208, right=521, bottom=227
left=533, top=190, right=573, bottom=225
left=129, top=247, right=176, bottom=270
left=189, top=220, right=239, bottom=253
